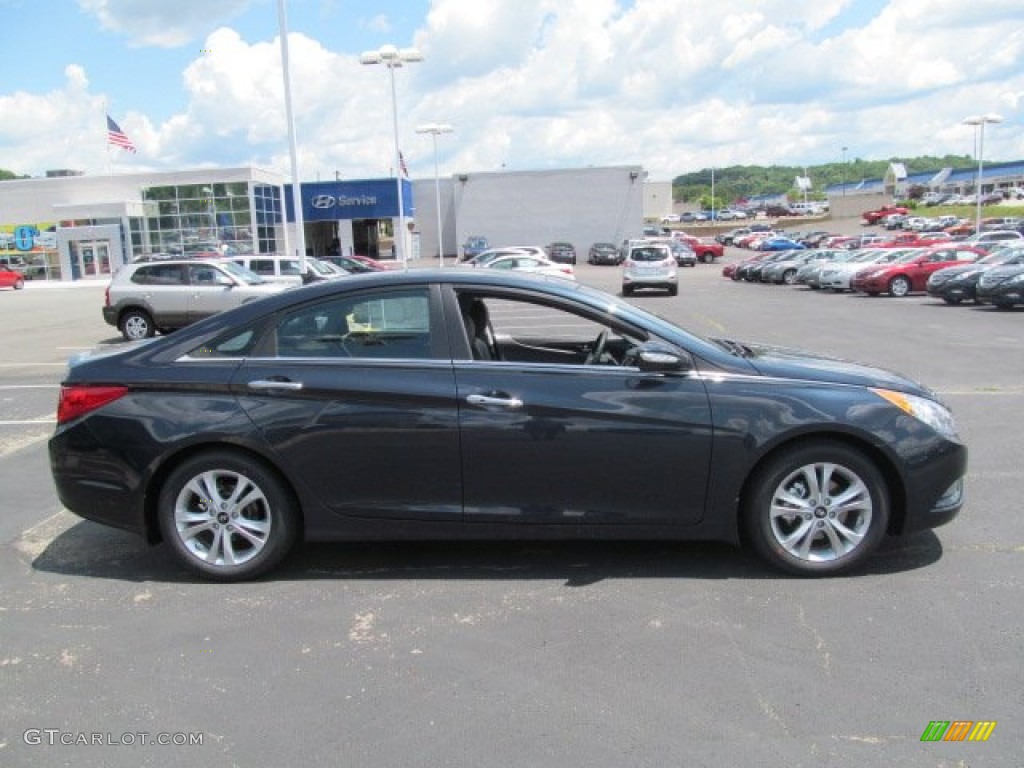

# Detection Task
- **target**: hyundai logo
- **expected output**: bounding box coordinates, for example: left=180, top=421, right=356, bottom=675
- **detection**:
left=311, top=195, right=336, bottom=209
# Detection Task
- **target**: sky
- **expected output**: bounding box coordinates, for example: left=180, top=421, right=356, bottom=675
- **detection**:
left=1, top=0, right=1022, bottom=183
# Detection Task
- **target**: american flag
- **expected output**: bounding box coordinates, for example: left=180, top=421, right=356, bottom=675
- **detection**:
left=399, top=150, right=409, bottom=178
left=107, top=115, right=137, bottom=153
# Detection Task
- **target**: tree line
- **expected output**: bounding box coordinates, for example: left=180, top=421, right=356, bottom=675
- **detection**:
left=673, top=154, right=975, bottom=206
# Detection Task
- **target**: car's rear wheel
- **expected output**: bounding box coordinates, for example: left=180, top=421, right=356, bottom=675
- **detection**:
left=14, top=278, right=25, bottom=290
left=702, top=252, right=714, bottom=264
left=668, top=285, right=678, bottom=296
left=782, top=269, right=797, bottom=285
left=943, top=296, right=962, bottom=306
left=743, top=441, right=889, bottom=576
left=889, top=275, right=911, bottom=297
left=120, top=309, right=155, bottom=341
left=621, top=285, right=632, bottom=296
left=158, top=450, right=300, bottom=581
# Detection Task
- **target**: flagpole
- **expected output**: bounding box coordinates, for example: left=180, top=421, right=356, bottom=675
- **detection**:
left=103, top=101, right=112, bottom=175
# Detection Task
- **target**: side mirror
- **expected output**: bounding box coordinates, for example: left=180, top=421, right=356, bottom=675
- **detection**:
left=635, top=342, right=689, bottom=373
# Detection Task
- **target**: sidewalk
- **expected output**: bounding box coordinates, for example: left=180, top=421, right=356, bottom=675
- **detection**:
left=25, top=278, right=107, bottom=289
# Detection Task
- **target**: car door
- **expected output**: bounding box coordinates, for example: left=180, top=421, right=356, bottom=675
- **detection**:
left=187, top=263, right=243, bottom=321
left=127, top=263, right=191, bottom=327
left=449, top=287, right=713, bottom=526
left=230, top=284, right=462, bottom=523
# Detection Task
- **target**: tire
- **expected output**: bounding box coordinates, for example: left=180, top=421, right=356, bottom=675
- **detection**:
left=120, top=309, right=156, bottom=341
left=943, top=297, right=962, bottom=306
left=782, top=269, right=797, bottom=285
left=622, top=285, right=633, bottom=296
left=889, top=275, right=911, bottom=297
left=743, top=441, right=889, bottom=575
left=157, top=450, right=300, bottom=581
left=668, top=285, right=678, bottom=296
left=14, top=278, right=25, bottom=290
left=702, top=252, right=714, bottom=264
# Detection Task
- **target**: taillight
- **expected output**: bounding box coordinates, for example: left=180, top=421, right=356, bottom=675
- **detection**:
left=560, top=265, right=574, bottom=275
left=57, top=385, right=129, bottom=424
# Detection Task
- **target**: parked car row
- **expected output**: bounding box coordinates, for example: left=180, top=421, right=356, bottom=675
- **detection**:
left=724, top=241, right=1024, bottom=308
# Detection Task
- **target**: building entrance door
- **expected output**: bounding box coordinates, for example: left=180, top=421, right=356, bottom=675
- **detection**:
left=74, top=241, right=112, bottom=279
left=352, top=219, right=382, bottom=259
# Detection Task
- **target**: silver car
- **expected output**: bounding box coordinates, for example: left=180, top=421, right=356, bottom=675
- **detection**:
left=621, top=242, right=678, bottom=296
left=819, top=248, right=921, bottom=291
left=103, top=258, right=290, bottom=341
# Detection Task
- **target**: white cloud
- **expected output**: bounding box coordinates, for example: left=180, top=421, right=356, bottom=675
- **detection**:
left=6, top=1, right=1023, bottom=179
left=78, top=0, right=254, bottom=47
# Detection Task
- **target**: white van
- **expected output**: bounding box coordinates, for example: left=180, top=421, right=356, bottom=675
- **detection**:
left=791, top=202, right=827, bottom=216
left=226, top=255, right=337, bottom=286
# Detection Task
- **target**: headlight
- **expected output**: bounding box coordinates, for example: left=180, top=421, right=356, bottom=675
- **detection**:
left=871, top=388, right=960, bottom=441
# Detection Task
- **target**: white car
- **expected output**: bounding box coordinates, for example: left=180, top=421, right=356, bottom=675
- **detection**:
left=621, top=242, right=677, bottom=296
left=660, top=213, right=682, bottom=223
left=481, top=254, right=575, bottom=279
left=819, top=249, right=916, bottom=291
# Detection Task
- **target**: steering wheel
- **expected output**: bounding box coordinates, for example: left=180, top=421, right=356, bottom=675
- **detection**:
left=584, top=329, right=609, bottom=365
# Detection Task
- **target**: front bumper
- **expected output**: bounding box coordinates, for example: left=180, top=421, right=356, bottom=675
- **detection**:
left=977, top=284, right=1024, bottom=306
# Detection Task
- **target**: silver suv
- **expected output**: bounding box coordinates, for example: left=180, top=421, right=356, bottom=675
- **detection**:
left=621, top=241, right=678, bottom=296
left=103, top=259, right=289, bottom=341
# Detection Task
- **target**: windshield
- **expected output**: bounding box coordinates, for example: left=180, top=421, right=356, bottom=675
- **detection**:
left=629, top=246, right=670, bottom=262
left=979, top=247, right=1024, bottom=265
left=218, top=260, right=266, bottom=285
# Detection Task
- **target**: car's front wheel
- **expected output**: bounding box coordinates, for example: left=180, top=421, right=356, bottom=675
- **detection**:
left=14, top=278, right=25, bottom=290
left=889, top=275, right=911, bottom=297
left=120, top=309, right=155, bottom=341
left=744, top=441, right=890, bottom=576
left=158, top=450, right=300, bottom=581
left=702, top=252, right=714, bottom=264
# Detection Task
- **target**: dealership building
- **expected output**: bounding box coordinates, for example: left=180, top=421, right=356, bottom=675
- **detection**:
left=0, top=165, right=647, bottom=281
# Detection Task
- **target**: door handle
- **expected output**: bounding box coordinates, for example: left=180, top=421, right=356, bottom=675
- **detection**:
left=248, top=379, right=304, bottom=392
left=466, top=393, right=523, bottom=409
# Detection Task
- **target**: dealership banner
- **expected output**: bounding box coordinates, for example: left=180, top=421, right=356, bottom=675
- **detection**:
left=285, top=179, right=414, bottom=223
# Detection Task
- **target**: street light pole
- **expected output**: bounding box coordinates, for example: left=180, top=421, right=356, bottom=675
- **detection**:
left=277, top=0, right=306, bottom=268
left=360, top=44, right=423, bottom=268
left=841, top=146, right=848, bottom=198
left=415, top=123, right=454, bottom=267
left=962, top=114, right=1003, bottom=235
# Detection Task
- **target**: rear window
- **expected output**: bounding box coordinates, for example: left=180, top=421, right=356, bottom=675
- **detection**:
left=629, top=246, right=670, bottom=262
left=130, top=264, right=186, bottom=285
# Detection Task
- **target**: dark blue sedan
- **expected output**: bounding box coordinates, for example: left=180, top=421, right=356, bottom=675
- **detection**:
left=50, top=270, right=966, bottom=580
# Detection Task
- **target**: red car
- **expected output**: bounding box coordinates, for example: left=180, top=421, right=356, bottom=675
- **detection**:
left=850, top=245, right=985, bottom=297
left=673, top=233, right=723, bottom=263
left=875, top=232, right=953, bottom=248
left=0, top=267, right=26, bottom=290
left=722, top=251, right=774, bottom=280
left=862, top=205, right=909, bottom=226
left=349, top=254, right=400, bottom=270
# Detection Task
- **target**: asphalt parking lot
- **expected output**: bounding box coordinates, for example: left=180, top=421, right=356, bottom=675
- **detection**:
left=1, top=240, right=1022, bottom=767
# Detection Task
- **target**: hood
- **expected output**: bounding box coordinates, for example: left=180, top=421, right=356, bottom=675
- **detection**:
left=931, top=263, right=981, bottom=277
left=722, top=340, right=934, bottom=397
left=983, top=264, right=1024, bottom=279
